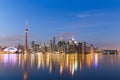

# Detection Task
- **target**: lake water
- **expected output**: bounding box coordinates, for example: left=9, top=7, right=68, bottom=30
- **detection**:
left=0, top=53, right=120, bottom=80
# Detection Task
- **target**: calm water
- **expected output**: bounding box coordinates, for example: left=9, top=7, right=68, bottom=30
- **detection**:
left=0, top=53, right=120, bottom=80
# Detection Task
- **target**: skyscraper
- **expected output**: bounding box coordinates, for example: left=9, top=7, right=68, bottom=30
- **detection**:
left=82, top=42, right=86, bottom=54
left=24, top=21, right=29, bottom=53
left=31, top=41, right=35, bottom=52
left=49, top=37, right=56, bottom=53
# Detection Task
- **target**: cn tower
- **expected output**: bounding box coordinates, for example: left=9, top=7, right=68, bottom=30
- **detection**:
left=24, top=20, right=28, bottom=53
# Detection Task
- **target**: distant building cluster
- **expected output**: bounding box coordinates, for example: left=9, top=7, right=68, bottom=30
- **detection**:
left=29, top=37, right=99, bottom=54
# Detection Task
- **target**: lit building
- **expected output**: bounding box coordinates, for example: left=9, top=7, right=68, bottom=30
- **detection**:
left=4, top=47, right=18, bottom=53
left=44, top=44, right=50, bottom=52
left=77, top=42, right=82, bottom=54
left=58, top=39, right=66, bottom=53
left=49, top=37, right=56, bottom=53
left=90, top=44, right=94, bottom=53
left=35, top=44, right=39, bottom=53
left=17, top=44, right=23, bottom=53
left=102, top=50, right=118, bottom=54
left=68, top=37, right=77, bottom=53
left=31, top=41, right=35, bottom=51
left=82, top=42, right=86, bottom=54
left=39, top=42, right=42, bottom=51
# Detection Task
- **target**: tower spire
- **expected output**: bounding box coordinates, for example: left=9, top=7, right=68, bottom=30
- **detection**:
left=60, top=34, right=63, bottom=41
left=24, top=20, right=29, bottom=53
left=26, top=20, right=28, bottom=29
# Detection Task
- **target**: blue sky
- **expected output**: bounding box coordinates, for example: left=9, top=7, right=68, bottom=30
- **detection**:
left=0, top=0, right=120, bottom=49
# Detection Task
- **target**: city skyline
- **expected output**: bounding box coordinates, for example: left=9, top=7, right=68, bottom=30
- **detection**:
left=0, top=0, right=120, bottom=50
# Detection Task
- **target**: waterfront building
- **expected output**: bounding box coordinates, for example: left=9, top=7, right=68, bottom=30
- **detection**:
left=94, top=46, right=99, bottom=53
left=35, top=44, right=39, bottom=53
left=39, top=42, right=43, bottom=52
left=66, top=41, right=70, bottom=53
left=44, top=44, right=50, bottom=53
left=31, top=41, right=35, bottom=53
left=77, top=42, right=82, bottom=54
left=58, top=39, right=66, bottom=53
left=82, top=42, right=87, bottom=54
left=0, top=46, right=2, bottom=51
left=49, top=39, right=52, bottom=53
left=52, top=37, right=56, bottom=52
left=90, top=44, right=94, bottom=53
left=82, top=44, right=98, bottom=54
left=4, top=47, right=18, bottom=53
left=17, top=44, right=23, bottom=53
left=67, top=37, right=77, bottom=53
left=102, top=50, right=118, bottom=54
left=49, top=37, right=56, bottom=53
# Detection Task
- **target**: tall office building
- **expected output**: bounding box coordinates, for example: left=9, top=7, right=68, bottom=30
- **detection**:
left=82, top=42, right=86, bottom=54
left=35, top=44, right=39, bottom=53
left=68, top=37, right=77, bottom=53
left=58, top=38, right=66, bottom=53
left=24, top=21, right=29, bottom=53
left=90, top=44, right=94, bottom=53
left=31, top=41, right=35, bottom=49
left=49, top=37, right=56, bottom=53
left=53, top=37, right=56, bottom=52
left=31, top=41, right=35, bottom=53
left=53, top=37, right=55, bottom=45
left=77, top=42, right=82, bottom=54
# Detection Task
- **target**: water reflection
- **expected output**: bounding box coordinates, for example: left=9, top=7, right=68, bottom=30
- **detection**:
left=94, top=54, right=98, bottom=68
left=29, top=53, right=99, bottom=75
left=22, top=54, right=28, bottom=80
left=0, top=54, right=97, bottom=73
left=0, top=54, right=17, bottom=64
left=0, top=53, right=119, bottom=80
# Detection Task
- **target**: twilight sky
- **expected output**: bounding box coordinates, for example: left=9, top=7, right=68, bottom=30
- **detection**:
left=0, top=0, right=120, bottom=50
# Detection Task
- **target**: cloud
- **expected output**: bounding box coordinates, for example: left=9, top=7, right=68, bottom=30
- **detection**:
left=0, top=33, right=38, bottom=46
left=2, top=35, right=23, bottom=41
left=77, top=14, right=91, bottom=18
left=75, top=10, right=106, bottom=18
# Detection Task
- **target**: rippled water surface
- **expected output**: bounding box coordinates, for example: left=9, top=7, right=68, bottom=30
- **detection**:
left=0, top=53, right=120, bottom=80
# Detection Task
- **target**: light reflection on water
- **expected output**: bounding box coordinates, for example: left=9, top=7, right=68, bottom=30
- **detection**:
left=0, top=53, right=119, bottom=80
